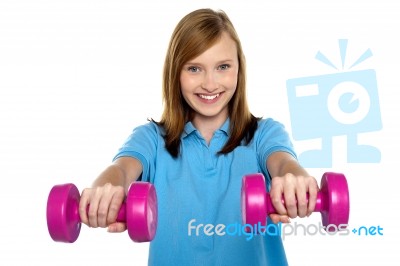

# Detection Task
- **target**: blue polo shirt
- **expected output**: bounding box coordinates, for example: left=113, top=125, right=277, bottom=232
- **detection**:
left=113, top=118, right=296, bottom=266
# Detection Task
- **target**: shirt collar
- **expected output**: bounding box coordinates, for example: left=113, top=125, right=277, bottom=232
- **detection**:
left=182, top=121, right=197, bottom=138
left=182, top=118, right=230, bottom=139
left=219, top=118, right=230, bottom=135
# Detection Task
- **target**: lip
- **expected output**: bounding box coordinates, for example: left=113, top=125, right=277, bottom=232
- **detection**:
left=196, top=92, right=223, bottom=104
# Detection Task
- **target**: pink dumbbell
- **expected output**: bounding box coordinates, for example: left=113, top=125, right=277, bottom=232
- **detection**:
left=47, top=181, right=157, bottom=243
left=241, top=172, right=350, bottom=231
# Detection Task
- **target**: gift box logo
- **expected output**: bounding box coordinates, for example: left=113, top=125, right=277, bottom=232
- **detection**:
left=286, top=39, right=382, bottom=168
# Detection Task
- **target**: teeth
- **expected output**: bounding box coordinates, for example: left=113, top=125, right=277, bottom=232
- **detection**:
left=199, top=93, right=220, bottom=100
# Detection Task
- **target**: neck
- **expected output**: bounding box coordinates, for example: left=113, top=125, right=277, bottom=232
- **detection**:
left=192, top=113, right=228, bottom=145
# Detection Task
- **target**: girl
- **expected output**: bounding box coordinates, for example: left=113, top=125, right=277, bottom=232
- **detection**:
left=79, top=8, right=318, bottom=265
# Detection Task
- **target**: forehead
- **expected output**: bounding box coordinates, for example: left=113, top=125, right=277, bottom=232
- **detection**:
left=188, top=32, right=238, bottom=63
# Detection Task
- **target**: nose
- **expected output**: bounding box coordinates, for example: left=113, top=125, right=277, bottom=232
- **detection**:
left=201, top=71, right=218, bottom=92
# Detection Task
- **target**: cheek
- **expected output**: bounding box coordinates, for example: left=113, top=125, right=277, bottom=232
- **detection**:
left=179, top=76, right=191, bottom=97
left=224, top=72, right=238, bottom=91
left=179, top=73, right=186, bottom=90
left=180, top=73, right=199, bottom=91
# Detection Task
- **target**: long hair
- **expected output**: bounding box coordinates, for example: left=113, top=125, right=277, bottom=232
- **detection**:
left=157, top=8, right=259, bottom=157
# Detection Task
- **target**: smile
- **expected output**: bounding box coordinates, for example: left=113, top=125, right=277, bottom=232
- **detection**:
left=197, top=93, right=220, bottom=100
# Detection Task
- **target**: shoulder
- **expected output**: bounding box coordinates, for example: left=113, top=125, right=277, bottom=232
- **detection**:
left=256, top=118, right=289, bottom=134
left=121, top=121, right=166, bottom=147
left=132, top=120, right=165, bottom=136
left=253, top=118, right=293, bottom=147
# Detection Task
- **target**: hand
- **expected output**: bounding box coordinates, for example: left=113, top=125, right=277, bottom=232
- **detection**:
left=268, top=173, right=318, bottom=224
left=79, top=183, right=127, bottom=233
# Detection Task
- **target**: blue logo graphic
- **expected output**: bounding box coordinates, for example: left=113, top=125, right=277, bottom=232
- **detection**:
left=286, top=39, right=382, bottom=168
left=351, top=225, right=383, bottom=236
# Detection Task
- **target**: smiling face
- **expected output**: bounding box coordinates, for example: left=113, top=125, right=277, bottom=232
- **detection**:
left=180, top=32, right=239, bottom=127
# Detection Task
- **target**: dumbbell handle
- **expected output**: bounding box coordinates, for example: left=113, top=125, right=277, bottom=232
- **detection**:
left=114, top=203, right=127, bottom=222
left=264, top=192, right=325, bottom=214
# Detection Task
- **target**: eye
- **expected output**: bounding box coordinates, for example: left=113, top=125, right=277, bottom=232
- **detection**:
left=217, top=64, right=231, bottom=70
left=187, top=66, right=200, bottom=72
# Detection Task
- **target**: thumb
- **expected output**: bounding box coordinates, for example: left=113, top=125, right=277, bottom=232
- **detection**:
left=107, top=222, right=127, bottom=233
left=269, top=214, right=291, bottom=224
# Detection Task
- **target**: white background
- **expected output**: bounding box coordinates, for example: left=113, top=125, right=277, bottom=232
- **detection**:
left=1, top=0, right=399, bottom=265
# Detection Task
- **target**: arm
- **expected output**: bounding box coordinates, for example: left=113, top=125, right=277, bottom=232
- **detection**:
left=91, top=156, right=143, bottom=192
left=79, top=157, right=143, bottom=232
left=266, top=151, right=318, bottom=223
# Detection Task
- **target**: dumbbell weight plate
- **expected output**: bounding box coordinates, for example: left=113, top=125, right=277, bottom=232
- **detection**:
left=126, top=182, right=158, bottom=242
left=241, top=173, right=267, bottom=227
left=320, top=172, right=350, bottom=231
left=47, top=183, right=81, bottom=243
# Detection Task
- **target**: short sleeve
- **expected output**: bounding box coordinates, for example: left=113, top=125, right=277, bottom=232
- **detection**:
left=112, top=122, right=159, bottom=182
left=256, top=118, right=297, bottom=180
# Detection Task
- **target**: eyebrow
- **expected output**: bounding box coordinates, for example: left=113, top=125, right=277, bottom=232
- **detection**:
left=184, top=59, right=235, bottom=66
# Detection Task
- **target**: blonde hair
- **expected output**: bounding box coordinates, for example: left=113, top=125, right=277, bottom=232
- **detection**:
left=158, top=8, right=259, bottom=157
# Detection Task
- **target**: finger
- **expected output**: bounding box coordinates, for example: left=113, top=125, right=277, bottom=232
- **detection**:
left=269, top=214, right=290, bottom=224
left=97, top=184, right=114, bottom=228
left=295, top=177, right=308, bottom=218
left=106, top=187, right=125, bottom=225
left=79, top=188, right=91, bottom=226
left=270, top=178, right=287, bottom=216
left=107, top=222, right=127, bottom=233
left=269, top=213, right=281, bottom=224
left=87, top=187, right=103, bottom=228
left=283, top=191, right=297, bottom=218
left=306, top=178, right=319, bottom=216
left=282, top=175, right=297, bottom=218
